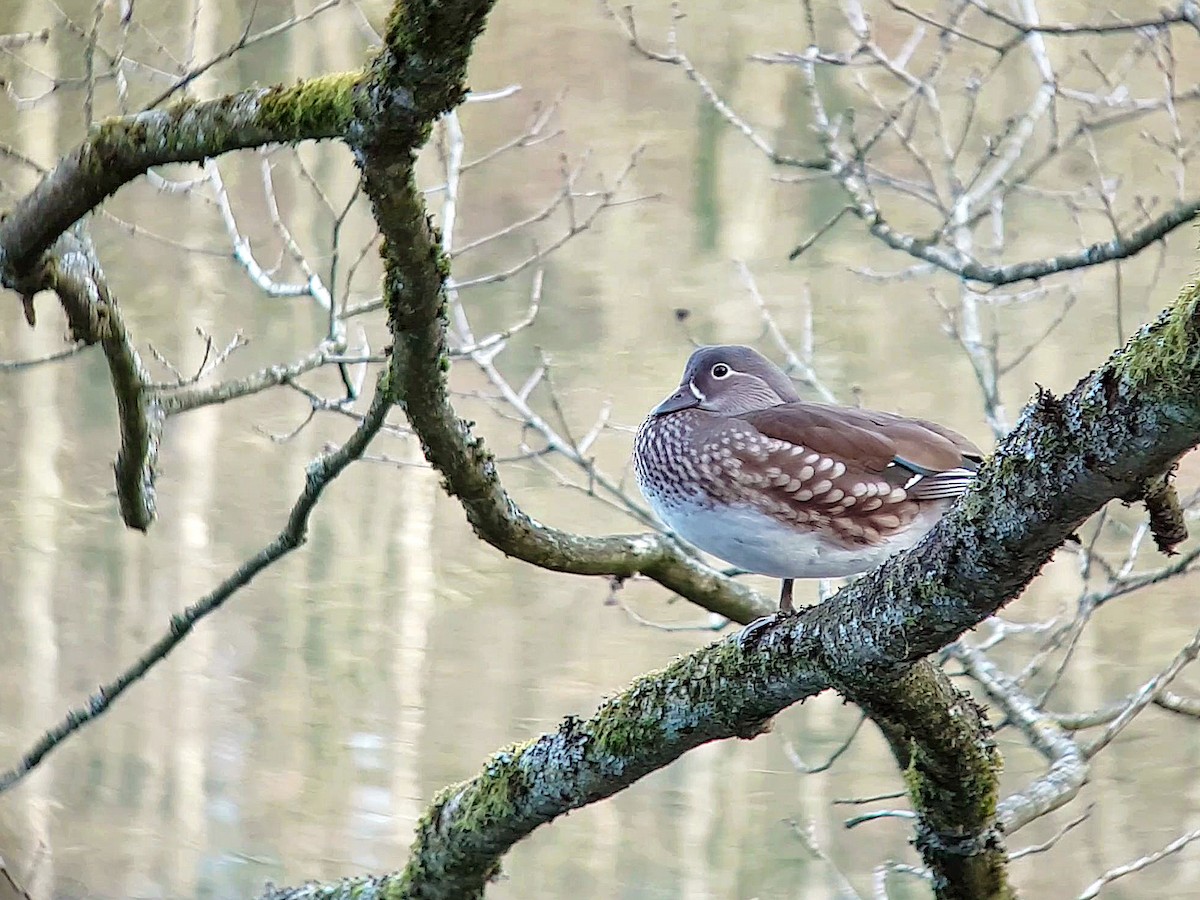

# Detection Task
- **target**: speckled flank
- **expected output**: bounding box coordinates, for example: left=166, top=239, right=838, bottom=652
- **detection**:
left=636, top=410, right=954, bottom=577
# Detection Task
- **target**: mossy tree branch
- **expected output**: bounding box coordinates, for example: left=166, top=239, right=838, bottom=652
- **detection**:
left=0, top=72, right=360, bottom=287
left=257, top=257, right=1200, bottom=899
left=849, top=663, right=1009, bottom=898
left=5, top=0, right=1200, bottom=895
left=0, top=73, right=361, bottom=529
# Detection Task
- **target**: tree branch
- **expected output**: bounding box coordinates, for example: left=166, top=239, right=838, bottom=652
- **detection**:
left=844, top=663, right=1011, bottom=898
left=0, top=71, right=360, bottom=283
left=8, top=0, right=1200, bottom=895
left=365, top=272, right=1200, bottom=888
left=322, top=5, right=1200, bottom=897
left=0, top=376, right=394, bottom=794
left=40, top=224, right=160, bottom=530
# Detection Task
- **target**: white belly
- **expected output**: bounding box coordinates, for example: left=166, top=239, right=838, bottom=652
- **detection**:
left=651, top=494, right=927, bottom=579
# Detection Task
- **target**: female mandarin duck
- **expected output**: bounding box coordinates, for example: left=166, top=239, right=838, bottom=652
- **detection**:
left=634, top=345, right=983, bottom=614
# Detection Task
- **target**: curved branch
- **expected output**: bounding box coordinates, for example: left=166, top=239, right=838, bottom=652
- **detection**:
left=42, top=225, right=160, bottom=530
left=859, top=198, right=1200, bottom=286
left=362, top=174, right=769, bottom=626
left=0, top=71, right=360, bottom=283
left=955, top=645, right=1086, bottom=834
left=321, top=3, right=1200, bottom=895
left=627, top=8, right=1200, bottom=288
left=844, top=663, right=1010, bottom=897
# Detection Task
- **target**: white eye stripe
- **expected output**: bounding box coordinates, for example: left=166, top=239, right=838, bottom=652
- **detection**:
left=688, top=380, right=706, bottom=401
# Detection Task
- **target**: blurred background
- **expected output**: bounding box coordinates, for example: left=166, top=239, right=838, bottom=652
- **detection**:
left=2, top=0, right=1199, bottom=897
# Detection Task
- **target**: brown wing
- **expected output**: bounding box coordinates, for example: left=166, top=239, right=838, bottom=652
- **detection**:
left=739, top=402, right=982, bottom=474
left=689, top=416, right=919, bottom=546
left=690, top=403, right=981, bottom=546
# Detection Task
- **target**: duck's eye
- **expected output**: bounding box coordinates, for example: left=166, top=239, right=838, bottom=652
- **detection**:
left=711, top=363, right=731, bottom=379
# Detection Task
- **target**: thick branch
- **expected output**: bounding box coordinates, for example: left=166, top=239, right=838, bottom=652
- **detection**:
left=322, top=5, right=1200, bottom=896
left=353, top=96, right=769, bottom=623
left=845, top=663, right=1011, bottom=899
left=42, top=225, right=160, bottom=530
left=351, top=23, right=770, bottom=624
left=0, top=72, right=360, bottom=283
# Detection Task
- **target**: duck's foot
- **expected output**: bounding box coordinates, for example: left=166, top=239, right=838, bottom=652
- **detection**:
left=737, top=613, right=779, bottom=649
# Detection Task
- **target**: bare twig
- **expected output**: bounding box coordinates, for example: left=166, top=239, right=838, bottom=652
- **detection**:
left=0, top=377, right=392, bottom=794
left=1076, top=829, right=1200, bottom=899
left=781, top=712, right=867, bottom=774
left=144, top=0, right=343, bottom=108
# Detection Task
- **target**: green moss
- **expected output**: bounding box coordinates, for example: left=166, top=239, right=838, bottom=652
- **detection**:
left=453, top=742, right=536, bottom=830
left=394, top=750, right=529, bottom=889
left=900, top=728, right=1001, bottom=833
left=257, top=71, right=361, bottom=140
left=586, top=667, right=679, bottom=759
left=1113, top=276, right=1200, bottom=389
left=974, top=752, right=1000, bottom=822
left=592, top=708, right=663, bottom=759
left=902, top=744, right=924, bottom=802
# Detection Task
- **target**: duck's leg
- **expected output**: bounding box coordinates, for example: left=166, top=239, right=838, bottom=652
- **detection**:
left=779, top=578, right=795, bottom=613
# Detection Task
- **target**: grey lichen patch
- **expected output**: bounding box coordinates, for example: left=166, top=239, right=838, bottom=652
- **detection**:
left=258, top=872, right=400, bottom=899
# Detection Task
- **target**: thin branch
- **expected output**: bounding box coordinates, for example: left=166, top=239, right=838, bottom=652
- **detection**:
left=144, top=0, right=343, bottom=108
left=1080, top=626, right=1200, bottom=758
left=781, top=712, right=867, bottom=774
left=953, top=645, right=1086, bottom=834
left=0, top=343, right=88, bottom=371
left=968, top=1, right=1192, bottom=40
left=1008, top=808, right=1090, bottom=861
left=0, top=377, right=393, bottom=793
left=602, top=0, right=831, bottom=170
left=1077, top=829, right=1200, bottom=899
